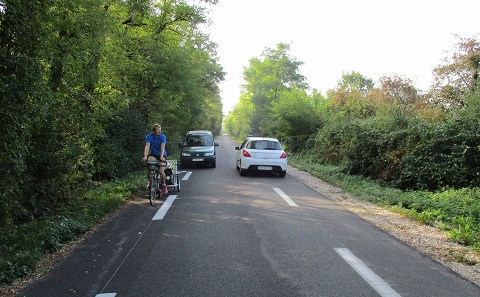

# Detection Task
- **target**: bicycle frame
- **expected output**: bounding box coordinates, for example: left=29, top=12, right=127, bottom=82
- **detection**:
left=145, top=159, right=167, bottom=206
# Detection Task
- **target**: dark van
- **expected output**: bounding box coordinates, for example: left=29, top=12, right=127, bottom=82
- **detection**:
left=179, top=130, right=219, bottom=168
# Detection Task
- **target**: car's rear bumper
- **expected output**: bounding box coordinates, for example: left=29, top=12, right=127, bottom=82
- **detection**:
left=246, top=165, right=286, bottom=173
left=180, top=156, right=216, bottom=165
left=241, top=159, right=288, bottom=172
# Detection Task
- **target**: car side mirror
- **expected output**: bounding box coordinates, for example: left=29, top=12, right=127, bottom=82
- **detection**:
left=234, top=146, right=239, bottom=150
left=214, top=142, right=219, bottom=146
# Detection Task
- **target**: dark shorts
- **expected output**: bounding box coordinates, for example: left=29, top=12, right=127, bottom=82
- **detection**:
left=148, top=154, right=167, bottom=169
left=148, top=154, right=161, bottom=160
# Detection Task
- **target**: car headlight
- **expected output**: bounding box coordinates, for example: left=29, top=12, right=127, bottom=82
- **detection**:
left=181, top=152, right=191, bottom=156
left=204, top=152, right=214, bottom=156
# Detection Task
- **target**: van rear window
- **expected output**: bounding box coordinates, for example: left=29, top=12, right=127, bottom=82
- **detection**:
left=185, top=135, right=214, bottom=146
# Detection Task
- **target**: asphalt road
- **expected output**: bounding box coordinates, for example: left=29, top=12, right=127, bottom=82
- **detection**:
left=18, top=134, right=480, bottom=297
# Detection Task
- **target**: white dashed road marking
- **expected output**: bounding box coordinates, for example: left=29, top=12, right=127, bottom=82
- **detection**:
left=335, top=248, right=401, bottom=297
left=152, top=195, right=178, bottom=220
left=182, top=172, right=192, bottom=180
left=273, top=187, right=298, bottom=206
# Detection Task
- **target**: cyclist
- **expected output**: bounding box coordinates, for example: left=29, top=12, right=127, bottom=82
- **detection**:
left=142, top=123, right=168, bottom=195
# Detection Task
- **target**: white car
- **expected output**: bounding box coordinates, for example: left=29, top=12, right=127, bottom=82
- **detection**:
left=235, top=137, right=287, bottom=177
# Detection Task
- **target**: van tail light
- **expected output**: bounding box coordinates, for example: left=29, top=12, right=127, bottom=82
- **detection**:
left=280, top=151, right=287, bottom=158
left=243, top=150, right=251, bottom=157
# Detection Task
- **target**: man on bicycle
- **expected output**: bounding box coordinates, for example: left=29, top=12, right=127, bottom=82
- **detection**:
left=142, top=123, right=168, bottom=195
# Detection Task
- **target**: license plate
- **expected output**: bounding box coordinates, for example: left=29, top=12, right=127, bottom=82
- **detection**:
left=192, top=158, right=204, bottom=162
left=258, top=166, right=272, bottom=170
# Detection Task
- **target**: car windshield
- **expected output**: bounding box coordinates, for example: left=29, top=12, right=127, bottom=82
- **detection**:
left=247, top=140, right=282, bottom=150
left=185, top=135, right=214, bottom=146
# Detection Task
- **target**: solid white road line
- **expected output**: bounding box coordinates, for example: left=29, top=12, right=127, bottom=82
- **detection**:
left=273, top=187, right=298, bottom=206
left=96, top=294, right=116, bottom=297
left=152, top=195, right=177, bottom=220
left=335, top=248, right=401, bottom=297
left=182, top=172, right=192, bottom=180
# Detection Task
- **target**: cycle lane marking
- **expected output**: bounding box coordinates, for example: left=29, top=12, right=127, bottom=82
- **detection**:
left=152, top=195, right=178, bottom=220
left=273, top=187, right=298, bottom=206
left=96, top=195, right=180, bottom=296
left=96, top=215, right=157, bottom=296
left=335, top=248, right=401, bottom=297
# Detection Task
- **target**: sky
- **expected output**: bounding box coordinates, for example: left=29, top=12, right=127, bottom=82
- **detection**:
left=202, top=0, right=480, bottom=115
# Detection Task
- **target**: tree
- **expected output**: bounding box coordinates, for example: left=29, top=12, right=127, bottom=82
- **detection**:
left=223, top=93, right=254, bottom=139
left=377, top=75, right=421, bottom=122
left=336, top=71, right=374, bottom=94
left=241, top=43, right=308, bottom=135
left=267, top=88, right=325, bottom=152
left=327, top=71, right=376, bottom=118
left=432, top=34, right=480, bottom=107
left=0, top=0, right=55, bottom=226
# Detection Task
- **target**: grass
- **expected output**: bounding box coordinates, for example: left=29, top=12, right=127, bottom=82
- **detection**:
left=288, top=154, right=480, bottom=251
left=0, top=172, right=146, bottom=287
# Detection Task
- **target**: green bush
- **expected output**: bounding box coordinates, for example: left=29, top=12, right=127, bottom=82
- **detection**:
left=398, top=118, right=480, bottom=190
left=94, top=108, right=146, bottom=180
left=342, top=120, right=381, bottom=177
left=313, top=116, right=410, bottom=184
left=313, top=118, right=351, bottom=164
left=313, top=108, right=480, bottom=191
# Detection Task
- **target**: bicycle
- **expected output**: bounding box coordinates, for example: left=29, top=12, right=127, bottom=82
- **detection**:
left=145, top=159, right=167, bottom=206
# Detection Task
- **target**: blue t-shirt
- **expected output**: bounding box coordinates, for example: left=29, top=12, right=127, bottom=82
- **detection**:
left=146, top=133, right=167, bottom=156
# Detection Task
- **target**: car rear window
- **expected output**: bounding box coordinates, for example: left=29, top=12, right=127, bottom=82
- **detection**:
left=247, top=140, right=282, bottom=150
left=185, top=135, right=214, bottom=146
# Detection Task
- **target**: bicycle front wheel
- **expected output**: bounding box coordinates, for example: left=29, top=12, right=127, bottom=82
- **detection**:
left=176, top=174, right=181, bottom=192
left=149, top=174, right=157, bottom=206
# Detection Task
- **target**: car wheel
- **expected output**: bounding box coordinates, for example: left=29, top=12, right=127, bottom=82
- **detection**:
left=279, top=171, right=286, bottom=177
left=212, top=161, right=216, bottom=168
